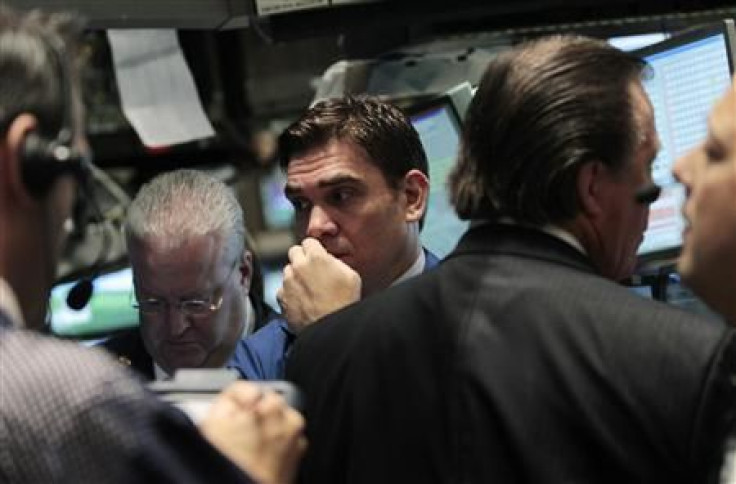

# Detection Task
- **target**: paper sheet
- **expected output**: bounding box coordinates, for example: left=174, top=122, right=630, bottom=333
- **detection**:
left=107, top=29, right=215, bottom=148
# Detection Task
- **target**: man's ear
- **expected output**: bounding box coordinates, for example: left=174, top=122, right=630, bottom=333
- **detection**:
left=1, top=113, right=38, bottom=203
left=576, top=160, right=611, bottom=218
left=402, top=169, right=429, bottom=223
left=238, top=249, right=253, bottom=293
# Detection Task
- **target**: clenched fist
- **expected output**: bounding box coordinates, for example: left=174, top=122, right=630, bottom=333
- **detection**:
left=277, top=238, right=362, bottom=334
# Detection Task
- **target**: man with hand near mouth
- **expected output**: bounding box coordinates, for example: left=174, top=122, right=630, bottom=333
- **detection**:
left=232, top=96, right=439, bottom=380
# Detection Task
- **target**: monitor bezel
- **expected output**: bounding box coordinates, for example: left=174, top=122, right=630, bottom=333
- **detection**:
left=404, top=92, right=465, bottom=135
left=633, top=19, right=735, bottom=73
left=404, top=92, right=469, bottom=259
left=633, top=18, right=736, bottom=265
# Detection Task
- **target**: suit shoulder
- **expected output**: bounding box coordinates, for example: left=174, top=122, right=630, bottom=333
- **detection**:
left=1, top=330, right=148, bottom=408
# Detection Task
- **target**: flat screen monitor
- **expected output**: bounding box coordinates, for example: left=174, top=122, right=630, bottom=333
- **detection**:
left=259, top=165, right=294, bottom=231
left=49, top=267, right=138, bottom=338
left=635, top=20, right=736, bottom=260
left=408, top=96, right=469, bottom=259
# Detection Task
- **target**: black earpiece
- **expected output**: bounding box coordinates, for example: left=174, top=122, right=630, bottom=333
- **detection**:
left=20, top=130, right=82, bottom=198
left=18, top=31, right=86, bottom=199
left=635, top=184, right=662, bottom=205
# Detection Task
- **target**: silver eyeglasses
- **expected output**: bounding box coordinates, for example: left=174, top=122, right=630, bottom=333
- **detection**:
left=132, top=261, right=238, bottom=318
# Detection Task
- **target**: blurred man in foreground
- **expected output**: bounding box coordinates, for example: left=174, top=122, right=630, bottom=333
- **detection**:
left=0, top=6, right=304, bottom=482
left=674, top=76, right=736, bottom=484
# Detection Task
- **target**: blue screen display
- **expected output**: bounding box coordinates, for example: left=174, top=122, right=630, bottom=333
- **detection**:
left=637, top=32, right=733, bottom=257
left=410, top=103, right=469, bottom=259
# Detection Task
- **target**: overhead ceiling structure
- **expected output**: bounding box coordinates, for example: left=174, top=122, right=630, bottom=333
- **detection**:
left=6, top=0, right=735, bottom=32
left=7, top=0, right=734, bottom=281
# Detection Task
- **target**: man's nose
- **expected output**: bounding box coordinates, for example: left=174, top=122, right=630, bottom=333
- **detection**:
left=673, top=149, right=695, bottom=187
left=305, top=205, right=338, bottom=239
left=165, top=306, right=190, bottom=337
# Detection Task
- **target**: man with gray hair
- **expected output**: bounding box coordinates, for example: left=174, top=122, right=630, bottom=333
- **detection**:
left=104, top=169, right=279, bottom=379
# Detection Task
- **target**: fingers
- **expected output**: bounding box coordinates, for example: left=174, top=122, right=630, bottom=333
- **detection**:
left=221, top=381, right=264, bottom=409
left=301, top=237, right=327, bottom=256
left=288, top=238, right=331, bottom=265
left=200, top=384, right=307, bottom=483
left=255, top=390, right=305, bottom=432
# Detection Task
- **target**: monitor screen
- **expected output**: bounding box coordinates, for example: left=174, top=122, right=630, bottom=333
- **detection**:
left=259, top=165, right=294, bottom=231
left=635, top=20, right=735, bottom=259
left=49, top=267, right=138, bottom=338
left=409, top=99, right=469, bottom=259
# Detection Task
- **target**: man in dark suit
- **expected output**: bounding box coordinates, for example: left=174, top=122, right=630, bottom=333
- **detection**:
left=286, top=35, right=736, bottom=483
left=102, top=169, right=280, bottom=380
left=232, top=96, right=438, bottom=380
left=0, top=5, right=304, bottom=482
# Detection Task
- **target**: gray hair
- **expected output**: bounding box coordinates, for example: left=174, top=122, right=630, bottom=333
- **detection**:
left=124, top=169, right=245, bottom=263
left=0, top=6, right=85, bottom=138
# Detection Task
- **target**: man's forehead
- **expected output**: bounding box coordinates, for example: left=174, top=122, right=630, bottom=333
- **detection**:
left=285, top=140, right=382, bottom=191
left=709, top=84, right=736, bottom=133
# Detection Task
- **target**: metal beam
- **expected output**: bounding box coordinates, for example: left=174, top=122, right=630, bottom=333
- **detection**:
left=5, top=0, right=241, bottom=29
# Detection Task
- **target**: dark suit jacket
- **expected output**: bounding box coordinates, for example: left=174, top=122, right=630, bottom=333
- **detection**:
left=0, top=311, right=251, bottom=483
left=286, top=223, right=736, bottom=484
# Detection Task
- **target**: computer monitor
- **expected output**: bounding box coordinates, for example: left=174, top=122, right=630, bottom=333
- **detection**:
left=49, top=267, right=138, bottom=338
left=259, top=165, right=294, bottom=231
left=408, top=92, right=470, bottom=259
left=634, top=19, right=735, bottom=260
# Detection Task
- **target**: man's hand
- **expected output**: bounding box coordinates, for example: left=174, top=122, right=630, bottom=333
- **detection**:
left=277, top=238, right=361, bottom=334
left=199, top=381, right=307, bottom=484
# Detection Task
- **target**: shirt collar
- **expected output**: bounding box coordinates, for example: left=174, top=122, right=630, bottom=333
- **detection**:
left=0, top=278, right=25, bottom=329
left=495, top=217, right=587, bottom=256
left=392, top=249, right=426, bottom=287
left=539, top=224, right=587, bottom=256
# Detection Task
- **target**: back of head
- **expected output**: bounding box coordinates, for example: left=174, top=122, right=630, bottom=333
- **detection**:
left=278, top=95, right=429, bottom=189
left=0, top=5, right=82, bottom=141
left=449, top=35, right=646, bottom=225
left=125, top=170, right=246, bottom=264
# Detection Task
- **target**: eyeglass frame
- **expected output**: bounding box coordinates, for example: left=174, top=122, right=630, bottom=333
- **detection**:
left=131, top=259, right=240, bottom=319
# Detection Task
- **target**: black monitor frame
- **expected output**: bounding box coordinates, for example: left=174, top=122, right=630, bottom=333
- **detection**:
left=405, top=92, right=468, bottom=260
left=633, top=19, right=736, bottom=265
left=406, top=93, right=464, bottom=141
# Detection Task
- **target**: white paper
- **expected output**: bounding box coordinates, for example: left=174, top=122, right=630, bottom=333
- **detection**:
left=107, top=29, right=215, bottom=148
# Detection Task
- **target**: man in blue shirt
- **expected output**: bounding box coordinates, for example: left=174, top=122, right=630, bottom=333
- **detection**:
left=232, top=96, right=438, bottom=379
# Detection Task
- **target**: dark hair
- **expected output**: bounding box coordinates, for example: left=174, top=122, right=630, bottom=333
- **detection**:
left=278, top=95, right=429, bottom=189
left=449, top=35, right=647, bottom=225
left=0, top=6, right=84, bottom=138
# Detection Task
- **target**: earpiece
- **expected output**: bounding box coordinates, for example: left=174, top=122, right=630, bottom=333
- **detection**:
left=20, top=130, right=82, bottom=198
left=18, top=31, right=85, bottom=199
left=634, top=183, right=662, bottom=205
